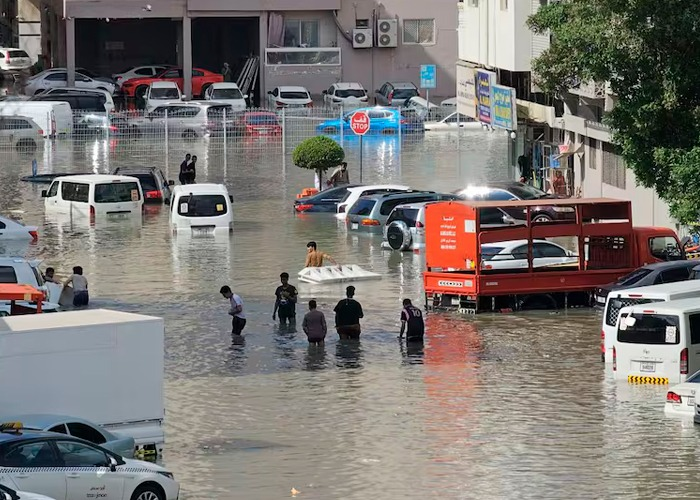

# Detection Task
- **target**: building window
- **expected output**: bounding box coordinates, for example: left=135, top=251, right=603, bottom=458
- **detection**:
left=403, top=19, right=436, bottom=45
left=539, top=0, right=548, bottom=6
left=500, top=0, right=509, bottom=10
left=588, top=138, right=597, bottom=169
left=468, top=0, right=479, bottom=6
left=284, top=20, right=320, bottom=47
left=602, top=142, right=626, bottom=189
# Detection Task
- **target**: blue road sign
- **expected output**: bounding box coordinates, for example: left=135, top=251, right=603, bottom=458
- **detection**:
left=420, top=64, right=436, bottom=89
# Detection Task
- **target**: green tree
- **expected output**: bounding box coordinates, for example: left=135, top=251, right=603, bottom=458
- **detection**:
left=292, top=136, right=345, bottom=188
left=528, top=0, right=700, bottom=223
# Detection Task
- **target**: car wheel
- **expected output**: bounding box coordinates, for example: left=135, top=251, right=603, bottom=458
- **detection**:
left=33, top=88, right=44, bottom=95
left=323, top=126, right=338, bottom=135
left=182, top=129, right=197, bottom=139
left=532, top=214, right=553, bottom=223
left=16, top=138, right=36, bottom=151
left=135, top=85, right=148, bottom=100
left=130, top=484, right=165, bottom=500
left=386, top=221, right=412, bottom=251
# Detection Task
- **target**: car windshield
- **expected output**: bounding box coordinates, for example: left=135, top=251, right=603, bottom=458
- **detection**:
left=8, top=50, right=28, bottom=58
left=617, top=313, right=681, bottom=344
left=481, top=246, right=505, bottom=261
left=616, top=268, right=653, bottom=286
left=150, top=88, right=179, bottom=99
left=94, top=182, right=141, bottom=203
left=177, top=194, right=228, bottom=217
left=349, top=199, right=377, bottom=216
left=280, top=91, right=309, bottom=99
left=393, top=88, right=418, bottom=99
left=212, top=88, right=243, bottom=99
left=336, top=89, right=365, bottom=98
left=132, top=174, right=157, bottom=191
left=507, top=184, right=549, bottom=200
left=245, top=114, right=278, bottom=125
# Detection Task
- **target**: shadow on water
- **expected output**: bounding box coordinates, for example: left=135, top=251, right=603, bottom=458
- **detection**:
left=303, top=343, right=329, bottom=371
left=335, top=339, right=364, bottom=369
left=400, top=339, right=425, bottom=365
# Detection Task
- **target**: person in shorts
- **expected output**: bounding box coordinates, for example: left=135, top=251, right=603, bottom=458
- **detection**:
left=220, top=285, right=246, bottom=337
left=399, top=299, right=424, bottom=342
left=273, top=272, right=298, bottom=325
left=333, top=286, right=364, bottom=340
left=64, top=266, right=89, bottom=307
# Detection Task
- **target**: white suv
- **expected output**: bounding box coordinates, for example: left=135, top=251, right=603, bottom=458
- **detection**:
left=323, top=82, right=368, bottom=107
left=0, top=116, right=42, bottom=150
left=0, top=257, right=60, bottom=314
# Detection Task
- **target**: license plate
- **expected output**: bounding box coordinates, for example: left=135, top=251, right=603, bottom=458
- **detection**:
left=640, top=362, right=656, bottom=373
left=192, top=227, right=213, bottom=236
left=107, top=213, right=129, bottom=219
left=351, top=223, right=358, bottom=230
left=688, top=397, right=695, bottom=406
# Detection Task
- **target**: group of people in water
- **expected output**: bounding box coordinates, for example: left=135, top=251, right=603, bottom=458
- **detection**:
left=219, top=241, right=425, bottom=345
left=178, top=153, right=198, bottom=185
left=42, top=266, right=90, bottom=307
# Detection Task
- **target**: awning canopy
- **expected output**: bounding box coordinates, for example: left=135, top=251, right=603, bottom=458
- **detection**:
left=554, top=142, right=584, bottom=161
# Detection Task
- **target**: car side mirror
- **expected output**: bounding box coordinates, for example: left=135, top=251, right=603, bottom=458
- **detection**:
left=267, top=91, right=273, bottom=95
left=322, top=90, right=327, bottom=94
left=168, top=180, right=175, bottom=186
left=375, top=89, right=380, bottom=93
left=229, top=195, right=234, bottom=203
left=502, top=214, right=515, bottom=225
left=41, top=190, right=48, bottom=197
left=243, top=94, right=248, bottom=99
left=108, top=456, right=117, bottom=472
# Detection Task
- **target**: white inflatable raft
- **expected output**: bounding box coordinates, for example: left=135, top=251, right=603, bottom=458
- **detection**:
left=298, top=265, right=381, bottom=284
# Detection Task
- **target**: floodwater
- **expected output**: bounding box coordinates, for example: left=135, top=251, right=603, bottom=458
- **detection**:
left=1, top=131, right=698, bottom=500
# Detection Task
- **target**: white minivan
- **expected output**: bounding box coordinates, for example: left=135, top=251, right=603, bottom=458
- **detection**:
left=0, top=101, right=72, bottom=137
left=42, top=174, right=144, bottom=217
left=601, top=281, right=700, bottom=363
left=170, top=184, right=233, bottom=235
left=613, top=298, right=700, bottom=385
left=145, top=81, right=182, bottom=112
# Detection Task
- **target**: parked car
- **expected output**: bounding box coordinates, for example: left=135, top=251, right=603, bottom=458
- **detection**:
left=316, top=107, right=424, bottom=135
left=0, top=116, right=42, bottom=150
left=346, top=191, right=460, bottom=233
left=0, top=257, right=59, bottom=313
left=441, top=97, right=457, bottom=109
left=129, top=102, right=232, bottom=140
left=383, top=201, right=521, bottom=251
left=144, top=81, right=182, bottom=112
left=30, top=87, right=115, bottom=113
left=74, top=67, right=115, bottom=85
left=112, top=65, right=171, bottom=90
left=24, top=70, right=116, bottom=96
left=374, top=82, right=419, bottom=106
left=425, top=112, right=479, bottom=131
left=481, top=239, right=578, bottom=270
left=0, top=428, right=179, bottom=500
left=593, top=260, right=698, bottom=306
left=402, top=96, right=440, bottom=121
left=0, top=215, right=38, bottom=240
left=204, top=82, right=247, bottom=111
left=267, top=86, right=313, bottom=110
left=0, top=48, right=32, bottom=72
left=0, top=483, right=55, bottom=500
left=235, top=111, right=281, bottom=136
left=112, top=166, right=174, bottom=204
left=294, top=185, right=361, bottom=214
left=666, top=369, right=700, bottom=417
left=120, top=67, right=223, bottom=100
left=0, top=415, right=136, bottom=458
left=322, top=82, right=368, bottom=106
left=336, top=184, right=412, bottom=217
left=71, top=113, right=131, bottom=138
left=455, top=182, right=574, bottom=222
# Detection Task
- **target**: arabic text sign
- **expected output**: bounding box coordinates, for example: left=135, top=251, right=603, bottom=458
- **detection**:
left=350, top=111, right=370, bottom=136
left=476, top=69, right=495, bottom=124
left=491, top=84, right=516, bottom=130
left=420, top=64, right=437, bottom=89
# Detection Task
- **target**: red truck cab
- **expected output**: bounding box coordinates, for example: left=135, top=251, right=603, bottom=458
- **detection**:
left=423, top=198, right=683, bottom=313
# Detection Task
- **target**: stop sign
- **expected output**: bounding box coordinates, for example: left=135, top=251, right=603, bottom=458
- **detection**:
left=350, top=111, right=371, bottom=136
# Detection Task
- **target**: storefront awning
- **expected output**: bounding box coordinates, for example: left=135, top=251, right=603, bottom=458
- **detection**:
left=554, top=143, right=584, bottom=160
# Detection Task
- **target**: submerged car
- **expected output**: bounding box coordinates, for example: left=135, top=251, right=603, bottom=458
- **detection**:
left=112, top=166, right=174, bottom=204
left=665, top=369, right=700, bottom=418
left=294, top=185, right=361, bottom=214
left=316, top=107, right=424, bottom=135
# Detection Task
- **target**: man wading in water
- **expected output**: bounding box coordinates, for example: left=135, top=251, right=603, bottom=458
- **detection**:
left=333, top=286, right=364, bottom=340
left=305, top=241, right=338, bottom=267
left=273, top=272, right=298, bottom=325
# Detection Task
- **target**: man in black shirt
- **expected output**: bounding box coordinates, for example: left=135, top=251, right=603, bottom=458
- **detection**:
left=334, top=285, right=364, bottom=340
left=399, top=299, right=424, bottom=342
left=179, top=153, right=191, bottom=185
left=273, top=272, right=298, bottom=324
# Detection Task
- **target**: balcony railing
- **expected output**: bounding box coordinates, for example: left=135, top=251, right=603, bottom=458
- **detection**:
left=265, top=48, right=341, bottom=66
left=570, top=80, right=606, bottom=99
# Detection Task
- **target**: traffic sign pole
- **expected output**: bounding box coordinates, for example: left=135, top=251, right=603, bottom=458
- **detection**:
left=350, top=111, right=371, bottom=183
left=360, top=135, right=363, bottom=183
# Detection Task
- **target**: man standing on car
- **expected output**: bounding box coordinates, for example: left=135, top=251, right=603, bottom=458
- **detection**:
left=399, top=299, right=425, bottom=342
left=334, top=286, right=364, bottom=340
left=273, top=272, right=298, bottom=325
left=220, top=285, right=246, bottom=337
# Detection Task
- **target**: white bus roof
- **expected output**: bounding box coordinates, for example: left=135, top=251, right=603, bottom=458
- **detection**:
left=620, top=297, right=700, bottom=316
left=172, top=183, right=230, bottom=195
left=52, top=174, right=140, bottom=184
left=610, top=280, right=700, bottom=299
left=0, top=309, right=161, bottom=333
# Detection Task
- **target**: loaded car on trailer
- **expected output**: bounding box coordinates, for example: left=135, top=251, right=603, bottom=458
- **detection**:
left=422, top=198, right=684, bottom=313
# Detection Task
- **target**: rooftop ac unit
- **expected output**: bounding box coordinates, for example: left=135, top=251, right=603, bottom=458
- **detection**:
left=352, top=28, right=373, bottom=49
left=376, top=19, right=398, bottom=48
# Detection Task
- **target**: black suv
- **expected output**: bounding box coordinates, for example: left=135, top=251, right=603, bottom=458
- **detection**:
left=112, top=166, right=174, bottom=204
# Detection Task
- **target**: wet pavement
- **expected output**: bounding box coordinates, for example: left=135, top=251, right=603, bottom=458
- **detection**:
left=1, top=131, right=698, bottom=499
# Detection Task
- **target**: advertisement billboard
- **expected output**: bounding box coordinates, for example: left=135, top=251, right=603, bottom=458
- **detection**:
left=456, top=63, right=476, bottom=119
left=476, top=69, right=496, bottom=124
left=492, top=84, right=517, bottom=130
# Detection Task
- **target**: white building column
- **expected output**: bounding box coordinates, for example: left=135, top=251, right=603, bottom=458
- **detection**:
left=66, top=17, right=75, bottom=86
left=257, top=12, right=268, bottom=106
left=182, top=15, right=192, bottom=99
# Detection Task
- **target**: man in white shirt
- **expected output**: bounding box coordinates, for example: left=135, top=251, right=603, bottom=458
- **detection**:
left=220, top=285, right=246, bottom=336
left=64, top=266, right=89, bottom=307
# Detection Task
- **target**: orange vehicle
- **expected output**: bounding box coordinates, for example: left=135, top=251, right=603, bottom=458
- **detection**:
left=0, top=284, right=45, bottom=315
left=121, top=67, right=223, bottom=100
left=423, top=198, right=684, bottom=313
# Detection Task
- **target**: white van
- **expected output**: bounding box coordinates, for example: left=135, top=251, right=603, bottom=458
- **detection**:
left=145, top=81, right=182, bottom=112
left=613, top=298, right=700, bottom=385
left=0, top=101, right=72, bottom=137
left=42, top=174, right=144, bottom=217
left=170, top=184, right=233, bottom=234
left=601, top=281, right=700, bottom=363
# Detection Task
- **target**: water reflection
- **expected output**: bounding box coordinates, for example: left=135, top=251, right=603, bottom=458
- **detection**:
left=335, top=340, right=364, bottom=369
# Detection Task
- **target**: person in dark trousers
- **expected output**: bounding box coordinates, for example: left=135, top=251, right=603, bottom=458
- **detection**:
left=273, top=272, right=298, bottom=324
left=186, top=155, right=197, bottom=184
left=302, top=300, right=327, bottom=345
left=334, top=286, right=364, bottom=340
left=399, top=299, right=425, bottom=342
left=220, top=285, right=246, bottom=337
left=222, top=62, right=232, bottom=82
left=179, top=153, right=191, bottom=185
left=64, top=266, right=89, bottom=307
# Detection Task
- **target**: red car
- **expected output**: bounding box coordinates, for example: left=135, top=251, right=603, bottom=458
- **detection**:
left=240, top=111, right=282, bottom=136
left=121, top=67, right=223, bottom=99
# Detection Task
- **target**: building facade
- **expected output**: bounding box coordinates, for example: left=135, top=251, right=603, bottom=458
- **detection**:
left=33, top=0, right=457, bottom=102
left=456, top=0, right=675, bottom=229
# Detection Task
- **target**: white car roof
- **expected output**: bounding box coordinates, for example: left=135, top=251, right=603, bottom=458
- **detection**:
left=211, top=82, right=241, bottom=89
left=481, top=239, right=556, bottom=250
left=346, top=184, right=411, bottom=193
left=172, top=183, right=230, bottom=195
left=621, top=297, right=700, bottom=316
left=52, top=174, right=140, bottom=184
left=278, top=86, right=309, bottom=92
left=334, top=82, right=364, bottom=90
left=150, top=81, right=179, bottom=88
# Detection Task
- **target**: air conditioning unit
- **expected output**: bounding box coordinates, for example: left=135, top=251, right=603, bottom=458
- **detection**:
left=376, top=19, right=398, bottom=48
left=352, top=28, right=373, bottom=49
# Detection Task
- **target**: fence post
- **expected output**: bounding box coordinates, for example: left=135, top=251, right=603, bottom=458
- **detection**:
left=339, top=105, right=344, bottom=148
left=457, top=109, right=461, bottom=179
left=281, top=106, right=286, bottom=155
left=164, top=108, right=169, bottom=170
left=397, top=106, right=402, bottom=174
left=223, top=107, right=228, bottom=173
